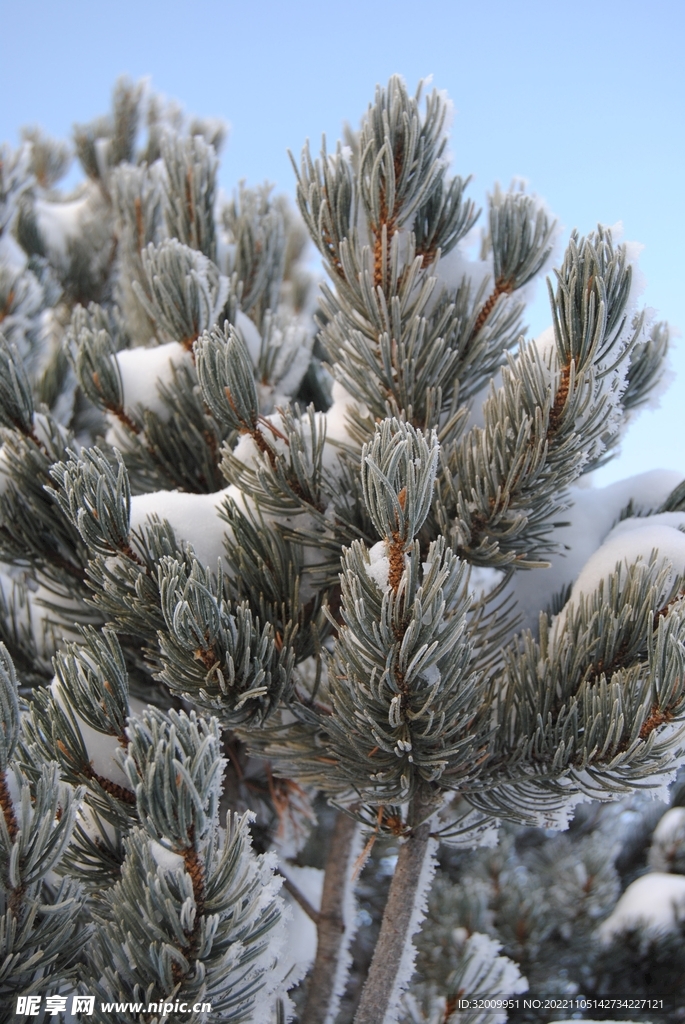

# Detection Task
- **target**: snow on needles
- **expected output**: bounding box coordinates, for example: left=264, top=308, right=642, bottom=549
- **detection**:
left=508, top=469, right=684, bottom=633
left=126, top=380, right=366, bottom=600
left=559, top=522, right=685, bottom=614
left=596, top=872, right=685, bottom=942
left=109, top=340, right=191, bottom=426
left=648, top=807, right=685, bottom=872
left=129, top=486, right=235, bottom=572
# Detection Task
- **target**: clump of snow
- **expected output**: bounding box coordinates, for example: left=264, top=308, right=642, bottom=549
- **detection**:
left=651, top=806, right=685, bottom=846
left=27, top=583, right=84, bottom=655
left=230, top=410, right=291, bottom=466
left=648, top=807, right=685, bottom=872
left=506, top=469, right=685, bottom=634
left=558, top=522, right=685, bottom=616
left=2, top=765, right=23, bottom=820
left=149, top=840, right=185, bottom=872
left=49, top=678, right=147, bottom=791
left=365, top=540, right=390, bottom=590
left=235, top=310, right=262, bottom=366
left=129, top=486, right=234, bottom=572
left=322, top=381, right=369, bottom=469
left=107, top=340, right=192, bottom=437
left=0, top=230, right=29, bottom=275
left=34, top=193, right=91, bottom=263
left=531, top=324, right=556, bottom=365
left=122, top=381, right=365, bottom=603
left=0, top=570, right=89, bottom=662
left=429, top=243, right=492, bottom=305
left=596, top=872, right=685, bottom=942
left=604, top=511, right=685, bottom=540
left=468, top=565, right=505, bottom=601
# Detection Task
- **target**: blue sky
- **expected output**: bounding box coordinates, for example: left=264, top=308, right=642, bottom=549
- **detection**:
left=2, top=0, right=683, bottom=486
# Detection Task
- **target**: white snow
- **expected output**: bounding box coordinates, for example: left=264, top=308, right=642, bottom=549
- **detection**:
left=429, top=243, right=492, bottom=306
left=108, top=340, right=192, bottom=426
left=596, top=871, right=685, bottom=942
left=27, top=583, right=84, bottom=655
left=648, top=807, right=685, bottom=871
left=128, top=407, right=346, bottom=598
left=129, top=486, right=234, bottom=572
left=557, top=523, right=685, bottom=618
left=235, top=310, right=262, bottom=366
left=149, top=840, right=185, bottom=872
left=0, top=571, right=86, bottom=661
left=468, top=565, right=505, bottom=601
left=34, top=193, right=91, bottom=262
left=49, top=677, right=141, bottom=791
left=280, top=864, right=324, bottom=977
left=365, top=540, right=390, bottom=590
left=0, top=232, right=28, bottom=274
left=604, top=511, right=685, bottom=540
left=506, top=469, right=684, bottom=633
left=3, top=765, right=23, bottom=821
left=651, top=806, right=685, bottom=846
left=231, top=410, right=291, bottom=466
left=322, top=381, right=369, bottom=467
left=528, top=325, right=558, bottom=382
left=123, top=382, right=367, bottom=598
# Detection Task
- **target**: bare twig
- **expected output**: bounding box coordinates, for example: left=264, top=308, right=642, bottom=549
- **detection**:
left=281, top=873, right=320, bottom=925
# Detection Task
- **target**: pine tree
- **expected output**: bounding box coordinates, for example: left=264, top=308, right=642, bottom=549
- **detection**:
left=0, top=75, right=683, bottom=1023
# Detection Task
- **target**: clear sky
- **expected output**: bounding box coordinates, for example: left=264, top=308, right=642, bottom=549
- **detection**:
left=2, top=0, right=683, bottom=487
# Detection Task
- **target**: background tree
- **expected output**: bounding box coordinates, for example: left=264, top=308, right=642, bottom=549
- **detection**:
left=0, top=75, right=683, bottom=1023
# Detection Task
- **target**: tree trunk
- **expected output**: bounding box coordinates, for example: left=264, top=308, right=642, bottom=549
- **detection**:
left=301, top=810, right=359, bottom=1024
left=354, top=790, right=437, bottom=1024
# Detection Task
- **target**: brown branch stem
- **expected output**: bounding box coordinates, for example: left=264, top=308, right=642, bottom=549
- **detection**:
left=471, top=277, right=514, bottom=339
left=0, top=770, right=19, bottom=842
left=172, top=835, right=206, bottom=985
left=1, top=769, right=26, bottom=917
